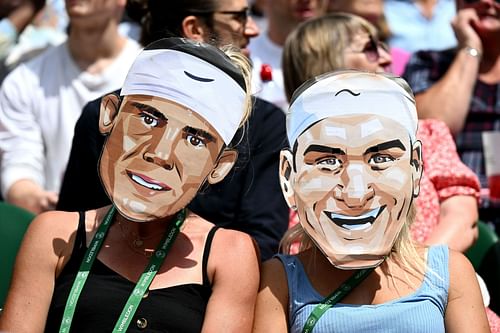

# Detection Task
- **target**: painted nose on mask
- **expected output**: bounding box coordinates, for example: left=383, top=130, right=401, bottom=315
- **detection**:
left=143, top=131, right=177, bottom=170
left=337, top=163, right=374, bottom=207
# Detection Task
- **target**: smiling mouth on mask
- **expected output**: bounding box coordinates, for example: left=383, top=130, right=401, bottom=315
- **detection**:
left=324, top=206, right=386, bottom=231
left=127, top=171, right=171, bottom=191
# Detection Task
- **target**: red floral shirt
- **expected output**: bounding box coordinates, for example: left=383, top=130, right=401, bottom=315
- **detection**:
left=411, top=119, right=480, bottom=243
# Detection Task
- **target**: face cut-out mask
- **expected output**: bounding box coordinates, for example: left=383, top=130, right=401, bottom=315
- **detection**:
left=98, top=38, right=246, bottom=222
left=282, top=71, right=422, bottom=269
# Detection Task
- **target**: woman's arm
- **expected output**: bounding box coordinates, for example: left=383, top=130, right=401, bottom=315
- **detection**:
left=412, top=9, right=482, bottom=135
left=253, top=258, right=289, bottom=333
left=425, top=195, right=478, bottom=252
left=418, top=119, right=480, bottom=252
left=445, top=249, right=490, bottom=333
left=0, top=211, right=77, bottom=332
left=201, top=229, right=260, bottom=332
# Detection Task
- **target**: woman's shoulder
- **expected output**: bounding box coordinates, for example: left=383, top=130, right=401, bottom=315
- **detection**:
left=187, top=213, right=255, bottom=246
left=28, top=208, right=105, bottom=256
left=29, top=210, right=80, bottom=239
left=18, top=210, right=83, bottom=274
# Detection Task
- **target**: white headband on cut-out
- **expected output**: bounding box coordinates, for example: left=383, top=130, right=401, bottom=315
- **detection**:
left=121, top=49, right=246, bottom=144
left=287, top=72, right=418, bottom=145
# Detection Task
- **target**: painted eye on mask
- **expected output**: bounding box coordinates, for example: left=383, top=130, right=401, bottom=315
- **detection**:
left=186, top=134, right=207, bottom=148
left=368, top=154, right=395, bottom=169
left=317, top=157, right=343, bottom=171
left=140, top=112, right=159, bottom=128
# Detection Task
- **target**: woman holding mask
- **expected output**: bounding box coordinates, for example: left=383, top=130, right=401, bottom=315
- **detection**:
left=0, top=37, right=259, bottom=332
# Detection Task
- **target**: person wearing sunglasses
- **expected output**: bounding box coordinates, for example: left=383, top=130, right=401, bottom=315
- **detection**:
left=403, top=0, right=500, bottom=315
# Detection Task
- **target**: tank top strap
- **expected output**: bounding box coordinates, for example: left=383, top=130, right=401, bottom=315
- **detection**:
left=75, top=211, right=87, bottom=249
left=202, top=226, right=220, bottom=286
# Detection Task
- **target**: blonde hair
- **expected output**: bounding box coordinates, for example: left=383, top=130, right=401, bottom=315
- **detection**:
left=222, top=45, right=253, bottom=127
left=283, top=12, right=377, bottom=102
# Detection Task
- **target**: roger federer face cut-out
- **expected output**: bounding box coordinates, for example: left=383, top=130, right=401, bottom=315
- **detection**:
left=292, top=114, right=419, bottom=268
left=99, top=95, right=233, bottom=222
left=281, top=72, right=422, bottom=268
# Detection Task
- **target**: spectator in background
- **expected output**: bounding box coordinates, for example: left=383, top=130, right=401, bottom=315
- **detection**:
left=403, top=0, right=499, bottom=229
left=403, top=0, right=499, bottom=313
left=0, top=0, right=46, bottom=56
left=327, top=0, right=408, bottom=75
left=249, top=0, right=268, bottom=31
left=0, top=0, right=140, bottom=213
left=0, top=0, right=46, bottom=66
left=1, top=0, right=68, bottom=80
left=384, top=0, right=457, bottom=54
left=249, top=0, right=327, bottom=110
left=327, top=0, right=391, bottom=40
left=57, top=0, right=290, bottom=261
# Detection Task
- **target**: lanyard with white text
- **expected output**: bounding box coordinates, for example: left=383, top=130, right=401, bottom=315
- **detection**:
left=59, top=206, right=186, bottom=333
left=301, top=267, right=375, bottom=333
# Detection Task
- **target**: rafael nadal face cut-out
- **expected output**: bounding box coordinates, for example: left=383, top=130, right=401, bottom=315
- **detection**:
left=99, top=94, right=236, bottom=222
left=96, top=37, right=247, bottom=222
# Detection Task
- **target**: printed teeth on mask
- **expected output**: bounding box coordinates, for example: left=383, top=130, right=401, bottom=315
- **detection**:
left=326, top=206, right=385, bottom=230
left=131, top=174, right=164, bottom=190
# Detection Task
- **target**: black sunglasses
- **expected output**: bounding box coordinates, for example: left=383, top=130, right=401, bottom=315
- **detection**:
left=215, top=8, right=251, bottom=25
left=190, top=8, right=251, bottom=25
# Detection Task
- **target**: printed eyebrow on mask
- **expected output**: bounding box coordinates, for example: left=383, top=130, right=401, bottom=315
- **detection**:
left=184, top=70, right=215, bottom=83
left=334, top=89, right=360, bottom=97
left=183, top=126, right=215, bottom=143
left=131, top=102, right=167, bottom=121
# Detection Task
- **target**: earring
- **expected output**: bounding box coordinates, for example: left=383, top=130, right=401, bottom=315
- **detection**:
left=290, top=205, right=297, bottom=211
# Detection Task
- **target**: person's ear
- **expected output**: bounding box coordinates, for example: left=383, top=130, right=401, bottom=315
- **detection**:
left=99, top=94, right=121, bottom=135
left=182, top=15, right=207, bottom=42
left=207, top=149, right=238, bottom=184
left=279, top=149, right=297, bottom=209
left=411, top=140, right=423, bottom=197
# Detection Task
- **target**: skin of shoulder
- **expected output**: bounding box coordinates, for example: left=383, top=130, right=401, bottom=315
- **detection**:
left=201, top=227, right=261, bottom=332
left=253, top=257, right=289, bottom=333
left=445, top=249, right=491, bottom=333
left=0, top=210, right=81, bottom=332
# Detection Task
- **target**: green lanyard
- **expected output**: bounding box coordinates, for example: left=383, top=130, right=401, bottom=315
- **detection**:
left=59, top=206, right=186, bottom=333
left=301, top=267, right=375, bottom=333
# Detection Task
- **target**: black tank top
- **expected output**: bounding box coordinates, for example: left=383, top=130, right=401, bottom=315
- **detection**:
left=45, top=212, right=217, bottom=332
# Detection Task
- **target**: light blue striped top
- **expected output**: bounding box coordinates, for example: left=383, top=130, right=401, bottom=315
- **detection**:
left=277, top=245, right=449, bottom=333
